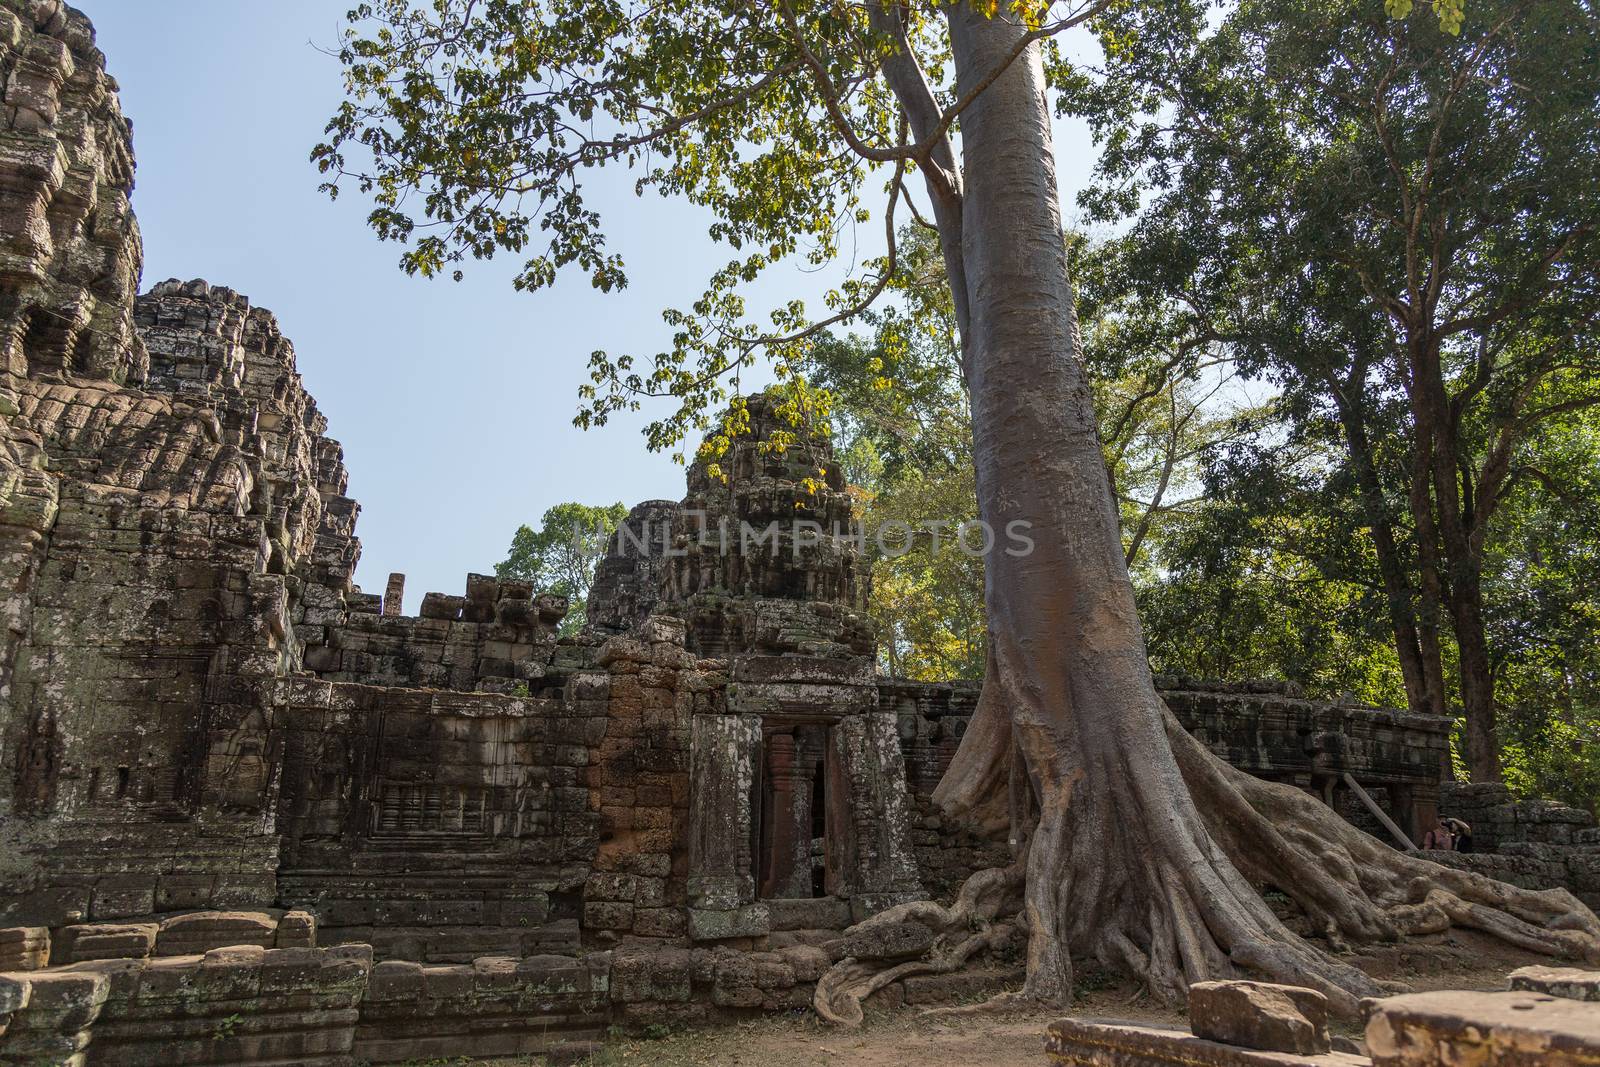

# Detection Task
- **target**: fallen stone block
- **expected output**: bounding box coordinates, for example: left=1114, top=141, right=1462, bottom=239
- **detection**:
left=903, top=966, right=1023, bottom=1006
left=1365, top=989, right=1600, bottom=1066
left=0, top=974, right=30, bottom=1039
left=1189, top=980, right=1332, bottom=1055
left=775, top=944, right=831, bottom=984
left=0, top=970, right=109, bottom=1067
left=1046, top=1017, right=1368, bottom=1065
left=1510, top=965, right=1600, bottom=1002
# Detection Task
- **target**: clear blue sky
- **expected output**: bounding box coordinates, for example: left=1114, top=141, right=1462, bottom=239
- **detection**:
left=88, top=3, right=1097, bottom=610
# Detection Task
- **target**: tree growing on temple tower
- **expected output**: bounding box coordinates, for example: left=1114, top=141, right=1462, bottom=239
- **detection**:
left=316, top=0, right=1600, bottom=1017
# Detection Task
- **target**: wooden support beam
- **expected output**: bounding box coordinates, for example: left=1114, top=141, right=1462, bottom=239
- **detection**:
left=1342, top=771, right=1416, bottom=851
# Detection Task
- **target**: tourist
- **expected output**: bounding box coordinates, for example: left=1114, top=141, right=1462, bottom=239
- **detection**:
left=1443, top=815, right=1474, bottom=853
left=1422, top=817, right=1456, bottom=851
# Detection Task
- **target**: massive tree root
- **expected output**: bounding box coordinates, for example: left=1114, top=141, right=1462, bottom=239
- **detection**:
left=815, top=683, right=1600, bottom=1026
left=815, top=864, right=1026, bottom=1025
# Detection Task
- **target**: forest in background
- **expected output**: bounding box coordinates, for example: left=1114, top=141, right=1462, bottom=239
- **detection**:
left=391, top=0, right=1598, bottom=808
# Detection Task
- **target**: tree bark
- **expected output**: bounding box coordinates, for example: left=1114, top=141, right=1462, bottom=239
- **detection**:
left=1329, top=372, right=1439, bottom=719
left=932, top=4, right=1379, bottom=1010
left=834, top=1, right=1600, bottom=1016
left=1408, top=330, right=1501, bottom=781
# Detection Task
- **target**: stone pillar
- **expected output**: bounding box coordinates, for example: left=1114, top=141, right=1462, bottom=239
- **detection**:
left=687, top=712, right=772, bottom=940
left=760, top=732, right=814, bottom=900
left=382, top=572, right=405, bottom=616
left=829, top=712, right=926, bottom=920
left=688, top=713, right=761, bottom=910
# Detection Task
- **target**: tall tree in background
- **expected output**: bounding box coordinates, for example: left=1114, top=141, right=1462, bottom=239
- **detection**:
left=1080, top=0, right=1600, bottom=780
left=319, top=0, right=1599, bottom=1013
left=496, top=502, right=627, bottom=635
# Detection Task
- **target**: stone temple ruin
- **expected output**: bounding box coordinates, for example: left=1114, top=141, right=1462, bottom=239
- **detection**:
left=0, top=3, right=1597, bottom=1065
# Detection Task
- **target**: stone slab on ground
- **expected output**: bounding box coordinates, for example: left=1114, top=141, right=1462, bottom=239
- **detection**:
left=1046, top=1017, right=1370, bottom=1066
left=1365, top=990, right=1600, bottom=1066
left=1189, top=980, right=1332, bottom=1055
left=1510, top=965, right=1600, bottom=1002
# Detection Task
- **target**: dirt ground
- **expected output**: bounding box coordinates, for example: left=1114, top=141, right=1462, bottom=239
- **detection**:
left=465, top=929, right=1552, bottom=1067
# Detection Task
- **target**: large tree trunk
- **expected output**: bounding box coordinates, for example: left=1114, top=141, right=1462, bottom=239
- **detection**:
left=1410, top=331, right=1501, bottom=782
left=1330, top=375, right=1439, bottom=719
left=937, top=2, right=1380, bottom=1011
left=818, top=2, right=1600, bottom=1023
left=1448, top=571, right=1500, bottom=781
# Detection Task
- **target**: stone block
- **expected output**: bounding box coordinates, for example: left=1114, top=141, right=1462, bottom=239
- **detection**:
left=1510, top=965, right=1600, bottom=1002
left=903, top=966, right=1023, bottom=1006
left=154, top=874, right=217, bottom=911
left=0, top=927, right=49, bottom=971
left=711, top=953, right=764, bottom=1008
left=1366, top=990, right=1600, bottom=1066
left=586, top=873, right=637, bottom=902
left=584, top=901, right=634, bottom=932
left=50, top=922, right=158, bottom=964
left=0, top=969, right=109, bottom=1064
left=548, top=1041, right=606, bottom=1066
left=1046, top=1017, right=1360, bottom=1066
left=766, top=896, right=852, bottom=932
left=368, top=959, right=426, bottom=1000
left=688, top=904, right=771, bottom=942
left=632, top=908, right=686, bottom=939
left=275, top=909, right=317, bottom=948
left=612, top=948, right=692, bottom=1004
left=1189, top=981, right=1331, bottom=1055
left=776, top=944, right=831, bottom=983
left=637, top=615, right=687, bottom=646
left=154, top=910, right=276, bottom=956
left=419, top=591, right=465, bottom=619
left=87, top=877, right=155, bottom=919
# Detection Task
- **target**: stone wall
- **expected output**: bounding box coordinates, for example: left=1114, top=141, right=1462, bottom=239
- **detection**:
left=0, top=943, right=372, bottom=1067
left=274, top=678, right=601, bottom=960
left=0, top=277, right=353, bottom=925
left=582, top=616, right=713, bottom=944
left=302, top=572, right=570, bottom=694
left=0, top=925, right=1013, bottom=1065
left=1421, top=782, right=1600, bottom=912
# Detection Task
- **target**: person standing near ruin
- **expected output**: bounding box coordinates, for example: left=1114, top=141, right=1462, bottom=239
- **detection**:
left=1422, top=817, right=1455, bottom=851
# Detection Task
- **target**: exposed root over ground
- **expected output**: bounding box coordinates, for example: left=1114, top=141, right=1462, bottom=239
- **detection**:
left=815, top=702, right=1600, bottom=1027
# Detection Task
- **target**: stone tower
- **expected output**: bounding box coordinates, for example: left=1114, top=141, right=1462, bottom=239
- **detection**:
left=589, top=392, right=925, bottom=934
left=656, top=392, right=874, bottom=660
